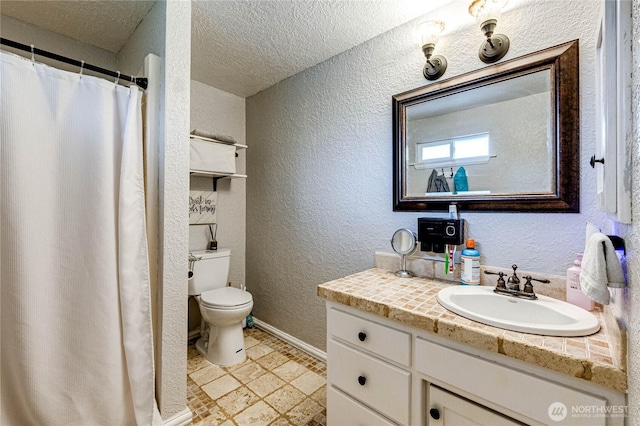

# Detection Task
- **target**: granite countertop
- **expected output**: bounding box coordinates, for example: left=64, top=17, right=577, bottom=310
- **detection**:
left=317, top=268, right=627, bottom=393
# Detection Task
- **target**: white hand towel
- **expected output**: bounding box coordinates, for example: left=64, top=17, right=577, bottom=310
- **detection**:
left=579, top=233, right=625, bottom=304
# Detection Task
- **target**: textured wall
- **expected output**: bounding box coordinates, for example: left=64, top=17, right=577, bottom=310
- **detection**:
left=189, top=80, right=246, bottom=286
left=119, top=1, right=191, bottom=420
left=0, top=14, right=116, bottom=73
left=154, top=1, right=191, bottom=419
left=189, top=80, right=246, bottom=331
left=619, top=0, right=640, bottom=418
left=247, top=0, right=603, bottom=352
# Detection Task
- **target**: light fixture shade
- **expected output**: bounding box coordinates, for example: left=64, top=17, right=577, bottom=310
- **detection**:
left=418, top=20, right=445, bottom=48
left=469, top=0, right=508, bottom=25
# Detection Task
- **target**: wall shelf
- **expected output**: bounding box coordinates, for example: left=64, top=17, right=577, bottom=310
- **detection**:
left=189, top=170, right=247, bottom=179
left=189, top=134, right=247, bottom=150
left=189, top=134, right=247, bottom=191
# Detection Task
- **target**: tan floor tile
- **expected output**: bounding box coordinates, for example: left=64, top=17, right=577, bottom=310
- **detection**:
left=193, top=405, right=228, bottom=426
left=188, top=355, right=212, bottom=374
left=231, top=361, right=267, bottom=384
left=286, top=398, right=324, bottom=425
left=264, top=384, right=306, bottom=414
left=270, top=418, right=292, bottom=426
left=244, top=335, right=260, bottom=349
left=247, top=343, right=274, bottom=360
left=202, top=374, right=242, bottom=401
left=246, top=372, right=286, bottom=397
left=189, top=364, right=227, bottom=387
left=309, top=385, right=326, bottom=407
left=217, top=386, right=260, bottom=416
left=273, top=360, right=308, bottom=382
left=290, top=371, right=325, bottom=395
left=256, top=351, right=290, bottom=370
left=187, top=328, right=327, bottom=426
left=234, top=401, right=279, bottom=426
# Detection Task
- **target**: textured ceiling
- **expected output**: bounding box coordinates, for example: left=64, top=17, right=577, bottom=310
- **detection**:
left=191, top=0, right=453, bottom=97
left=0, top=0, right=156, bottom=53
left=2, top=0, right=452, bottom=98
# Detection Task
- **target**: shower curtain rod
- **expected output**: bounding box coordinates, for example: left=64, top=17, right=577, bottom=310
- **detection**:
left=1, top=38, right=148, bottom=90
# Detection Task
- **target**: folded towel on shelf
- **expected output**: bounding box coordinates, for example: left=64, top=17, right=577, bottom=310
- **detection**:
left=579, top=233, right=625, bottom=304
left=190, top=129, right=236, bottom=145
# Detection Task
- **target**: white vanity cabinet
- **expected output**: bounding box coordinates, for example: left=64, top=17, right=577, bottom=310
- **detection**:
left=327, top=306, right=411, bottom=425
left=324, top=302, right=625, bottom=426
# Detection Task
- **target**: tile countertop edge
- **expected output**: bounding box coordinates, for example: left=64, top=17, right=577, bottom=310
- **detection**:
left=316, top=268, right=627, bottom=394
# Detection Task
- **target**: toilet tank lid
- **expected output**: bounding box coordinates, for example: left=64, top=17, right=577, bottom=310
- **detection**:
left=191, top=248, right=230, bottom=259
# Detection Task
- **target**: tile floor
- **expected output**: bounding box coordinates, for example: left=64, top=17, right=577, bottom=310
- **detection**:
left=187, top=327, right=327, bottom=426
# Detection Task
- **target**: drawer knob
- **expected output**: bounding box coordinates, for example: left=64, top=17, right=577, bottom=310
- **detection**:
left=429, top=408, right=440, bottom=420
left=357, top=375, right=367, bottom=386
left=358, top=332, right=367, bottom=342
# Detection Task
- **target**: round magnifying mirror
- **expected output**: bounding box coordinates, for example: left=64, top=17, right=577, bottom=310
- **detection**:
left=391, top=228, right=417, bottom=277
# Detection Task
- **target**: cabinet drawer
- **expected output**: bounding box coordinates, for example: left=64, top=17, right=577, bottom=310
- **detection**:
left=328, top=307, right=411, bottom=366
left=416, top=337, right=607, bottom=425
left=328, top=386, right=397, bottom=426
left=328, top=339, right=410, bottom=425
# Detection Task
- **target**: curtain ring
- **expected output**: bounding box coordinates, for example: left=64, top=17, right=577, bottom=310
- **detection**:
left=114, top=71, right=120, bottom=85
left=30, top=44, right=35, bottom=63
left=79, top=60, right=85, bottom=77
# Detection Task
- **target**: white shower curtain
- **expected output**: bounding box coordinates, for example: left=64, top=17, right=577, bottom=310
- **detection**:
left=0, top=51, right=161, bottom=425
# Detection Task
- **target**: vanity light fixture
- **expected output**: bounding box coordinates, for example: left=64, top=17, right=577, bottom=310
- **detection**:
left=419, top=20, right=447, bottom=80
left=469, top=0, right=510, bottom=63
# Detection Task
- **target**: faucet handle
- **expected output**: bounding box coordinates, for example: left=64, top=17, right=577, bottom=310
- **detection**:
left=522, top=275, right=551, bottom=294
left=484, top=270, right=507, bottom=289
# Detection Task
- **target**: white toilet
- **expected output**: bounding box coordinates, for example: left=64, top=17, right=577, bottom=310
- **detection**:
left=188, top=249, right=253, bottom=366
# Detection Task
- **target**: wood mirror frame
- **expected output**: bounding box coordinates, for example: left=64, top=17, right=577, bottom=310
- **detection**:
left=393, top=40, right=579, bottom=212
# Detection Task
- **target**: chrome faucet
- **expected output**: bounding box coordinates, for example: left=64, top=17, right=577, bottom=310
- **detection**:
left=484, top=264, right=550, bottom=300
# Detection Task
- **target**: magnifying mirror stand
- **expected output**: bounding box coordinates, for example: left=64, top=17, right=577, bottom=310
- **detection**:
left=391, top=228, right=417, bottom=278
left=396, top=254, right=415, bottom=278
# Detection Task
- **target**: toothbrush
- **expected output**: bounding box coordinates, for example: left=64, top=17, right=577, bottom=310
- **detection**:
left=445, top=244, right=450, bottom=274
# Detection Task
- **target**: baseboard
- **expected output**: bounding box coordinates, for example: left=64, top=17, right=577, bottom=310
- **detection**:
left=163, top=408, right=192, bottom=426
left=253, top=317, right=327, bottom=362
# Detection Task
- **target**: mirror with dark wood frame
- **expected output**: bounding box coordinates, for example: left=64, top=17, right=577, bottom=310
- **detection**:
left=393, top=40, right=579, bottom=212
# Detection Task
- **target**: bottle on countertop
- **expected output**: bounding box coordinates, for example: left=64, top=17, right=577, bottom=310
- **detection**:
left=461, top=238, right=480, bottom=285
left=566, top=253, right=595, bottom=311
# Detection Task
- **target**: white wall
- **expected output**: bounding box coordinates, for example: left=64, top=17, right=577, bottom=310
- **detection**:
left=1, top=15, right=116, bottom=72
left=246, top=0, right=603, bottom=352
left=618, top=0, right=640, bottom=418
left=189, top=80, right=246, bottom=331
left=117, top=1, right=192, bottom=421
left=189, top=80, right=246, bottom=286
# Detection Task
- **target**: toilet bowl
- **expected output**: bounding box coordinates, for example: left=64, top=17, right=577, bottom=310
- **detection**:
left=189, top=249, right=254, bottom=366
left=196, top=286, right=253, bottom=366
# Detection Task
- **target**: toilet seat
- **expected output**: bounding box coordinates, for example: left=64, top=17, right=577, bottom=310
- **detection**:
left=200, top=287, right=252, bottom=310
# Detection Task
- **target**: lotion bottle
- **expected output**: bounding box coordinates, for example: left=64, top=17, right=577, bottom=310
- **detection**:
left=461, top=239, right=480, bottom=285
left=566, top=253, right=595, bottom=311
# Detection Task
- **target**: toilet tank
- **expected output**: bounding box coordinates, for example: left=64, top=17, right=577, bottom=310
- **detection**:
left=188, top=249, right=231, bottom=296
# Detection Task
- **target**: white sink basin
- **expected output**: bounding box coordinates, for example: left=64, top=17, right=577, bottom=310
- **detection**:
left=437, top=285, right=600, bottom=336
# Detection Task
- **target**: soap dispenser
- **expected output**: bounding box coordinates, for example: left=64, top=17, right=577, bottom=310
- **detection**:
left=566, top=253, right=595, bottom=311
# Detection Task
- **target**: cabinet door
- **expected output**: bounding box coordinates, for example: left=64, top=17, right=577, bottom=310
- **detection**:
left=594, top=0, right=632, bottom=223
left=427, top=385, right=522, bottom=426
